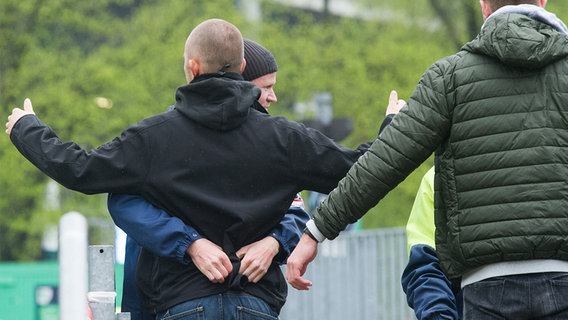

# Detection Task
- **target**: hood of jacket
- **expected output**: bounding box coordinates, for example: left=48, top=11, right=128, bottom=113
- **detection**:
left=174, top=72, right=261, bottom=131
left=463, top=12, right=568, bottom=69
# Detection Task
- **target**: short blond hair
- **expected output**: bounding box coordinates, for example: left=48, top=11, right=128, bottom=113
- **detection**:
left=184, top=19, right=244, bottom=74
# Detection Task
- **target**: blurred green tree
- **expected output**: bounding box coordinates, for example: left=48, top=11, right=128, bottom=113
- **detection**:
left=4, top=0, right=564, bottom=260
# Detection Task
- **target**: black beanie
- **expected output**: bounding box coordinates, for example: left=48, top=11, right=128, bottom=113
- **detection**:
left=242, top=39, right=278, bottom=81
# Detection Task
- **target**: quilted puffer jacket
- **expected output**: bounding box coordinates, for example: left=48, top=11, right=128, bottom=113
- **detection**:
left=314, top=11, right=568, bottom=279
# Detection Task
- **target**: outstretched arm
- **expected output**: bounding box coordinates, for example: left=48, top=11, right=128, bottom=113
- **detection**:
left=286, top=90, right=406, bottom=290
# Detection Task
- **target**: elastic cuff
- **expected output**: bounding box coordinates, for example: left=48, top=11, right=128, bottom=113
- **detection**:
left=175, top=239, right=192, bottom=265
left=306, top=220, right=326, bottom=243
left=179, top=232, right=203, bottom=264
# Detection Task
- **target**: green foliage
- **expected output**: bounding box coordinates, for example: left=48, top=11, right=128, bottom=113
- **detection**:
left=11, top=0, right=564, bottom=260
left=256, top=2, right=450, bottom=228
left=0, top=0, right=245, bottom=261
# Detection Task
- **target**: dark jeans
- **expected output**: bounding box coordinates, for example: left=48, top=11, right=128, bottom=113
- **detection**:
left=463, top=272, right=568, bottom=319
left=155, top=292, right=279, bottom=320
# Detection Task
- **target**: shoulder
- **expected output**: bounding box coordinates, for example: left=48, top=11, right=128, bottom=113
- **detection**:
left=122, top=109, right=182, bottom=134
left=248, top=111, right=312, bottom=136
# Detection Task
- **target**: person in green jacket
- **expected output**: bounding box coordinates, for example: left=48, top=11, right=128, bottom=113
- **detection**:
left=288, top=0, right=568, bottom=318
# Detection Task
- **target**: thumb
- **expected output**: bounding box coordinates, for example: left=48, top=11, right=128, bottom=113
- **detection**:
left=236, top=247, right=245, bottom=259
left=389, top=90, right=398, bottom=106
left=23, top=98, right=34, bottom=113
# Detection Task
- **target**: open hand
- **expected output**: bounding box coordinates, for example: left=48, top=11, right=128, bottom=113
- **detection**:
left=285, top=233, right=318, bottom=290
left=386, top=90, right=406, bottom=116
left=6, top=98, right=35, bottom=135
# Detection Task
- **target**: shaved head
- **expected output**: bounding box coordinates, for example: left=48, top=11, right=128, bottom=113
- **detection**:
left=483, top=0, right=541, bottom=11
left=480, top=0, right=546, bottom=19
left=184, top=19, right=244, bottom=77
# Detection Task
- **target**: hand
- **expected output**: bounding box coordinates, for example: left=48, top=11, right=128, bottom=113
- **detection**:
left=285, top=233, right=318, bottom=290
left=6, top=98, right=35, bottom=135
left=386, top=90, right=406, bottom=116
left=186, top=238, right=232, bottom=283
left=236, top=236, right=279, bottom=283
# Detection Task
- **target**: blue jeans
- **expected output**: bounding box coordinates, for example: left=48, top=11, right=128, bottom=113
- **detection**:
left=463, top=272, right=568, bottom=319
left=155, top=292, right=279, bottom=320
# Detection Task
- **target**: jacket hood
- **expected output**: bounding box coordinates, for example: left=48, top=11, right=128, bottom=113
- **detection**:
left=463, top=13, right=568, bottom=69
left=174, top=72, right=261, bottom=131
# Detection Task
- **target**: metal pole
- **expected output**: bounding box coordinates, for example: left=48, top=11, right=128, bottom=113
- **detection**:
left=88, top=245, right=117, bottom=320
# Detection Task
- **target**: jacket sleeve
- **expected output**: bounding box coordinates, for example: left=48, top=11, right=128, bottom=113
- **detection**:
left=402, top=244, right=461, bottom=320
left=355, top=113, right=396, bottom=154
left=269, top=194, right=310, bottom=264
left=9, top=115, right=148, bottom=194
left=108, top=193, right=310, bottom=266
left=312, top=61, right=452, bottom=240
left=107, top=193, right=201, bottom=264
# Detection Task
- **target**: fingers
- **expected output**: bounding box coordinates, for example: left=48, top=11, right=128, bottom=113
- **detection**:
left=199, top=254, right=232, bottom=283
left=236, top=246, right=247, bottom=260
left=6, top=107, right=23, bottom=136
left=239, top=258, right=267, bottom=283
left=237, top=237, right=279, bottom=283
left=220, top=253, right=233, bottom=277
left=6, top=99, right=36, bottom=135
left=286, top=263, right=313, bottom=290
left=187, top=238, right=232, bottom=283
left=5, top=114, right=12, bottom=135
left=285, top=234, right=318, bottom=290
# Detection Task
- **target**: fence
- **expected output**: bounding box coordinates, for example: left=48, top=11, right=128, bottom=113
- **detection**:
left=0, top=225, right=415, bottom=319
left=280, top=228, right=415, bottom=320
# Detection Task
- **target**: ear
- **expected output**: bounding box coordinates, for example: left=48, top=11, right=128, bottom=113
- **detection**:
left=183, top=58, right=201, bottom=83
left=189, top=59, right=201, bottom=76
left=540, top=0, right=547, bottom=8
left=480, top=0, right=492, bottom=19
left=240, top=58, right=247, bottom=75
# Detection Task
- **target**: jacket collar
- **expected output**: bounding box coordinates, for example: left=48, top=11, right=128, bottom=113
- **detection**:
left=463, top=11, right=568, bottom=69
left=174, top=73, right=261, bottom=131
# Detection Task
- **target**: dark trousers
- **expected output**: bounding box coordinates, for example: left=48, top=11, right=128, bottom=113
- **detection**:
left=156, top=292, right=279, bottom=320
left=463, top=272, right=568, bottom=319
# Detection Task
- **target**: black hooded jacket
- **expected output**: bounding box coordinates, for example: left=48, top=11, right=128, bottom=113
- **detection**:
left=10, top=72, right=364, bottom=313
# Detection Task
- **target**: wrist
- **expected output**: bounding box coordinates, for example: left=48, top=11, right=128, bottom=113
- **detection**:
left=305, top=219, right=326, bottom=243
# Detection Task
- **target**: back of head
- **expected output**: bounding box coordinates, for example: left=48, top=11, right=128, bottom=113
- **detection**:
left=185, top=19, right=244, bottom=74
left=484, top=0, right=540, bottom=11
left=242, top=39, right=278, bottom=81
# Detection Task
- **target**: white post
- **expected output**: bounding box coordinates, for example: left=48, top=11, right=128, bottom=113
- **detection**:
left=59, top=211, right=88, bottom=320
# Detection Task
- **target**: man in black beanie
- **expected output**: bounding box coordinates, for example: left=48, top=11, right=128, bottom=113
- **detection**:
left=243, top=38, right=279, bottom=110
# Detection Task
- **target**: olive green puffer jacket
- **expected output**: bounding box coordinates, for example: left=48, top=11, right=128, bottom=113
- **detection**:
left=314, top=12, right=568, bottom=279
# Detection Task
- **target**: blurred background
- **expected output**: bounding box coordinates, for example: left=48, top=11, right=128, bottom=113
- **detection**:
left=1, top=0, right=567, bottom=318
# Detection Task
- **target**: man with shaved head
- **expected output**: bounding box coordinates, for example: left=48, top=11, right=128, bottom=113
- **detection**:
left=183, top=19, right=245, bottom=80
left=112, top=37, right=304, bottom=320
left=6, top=18, right=382, bottom=319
